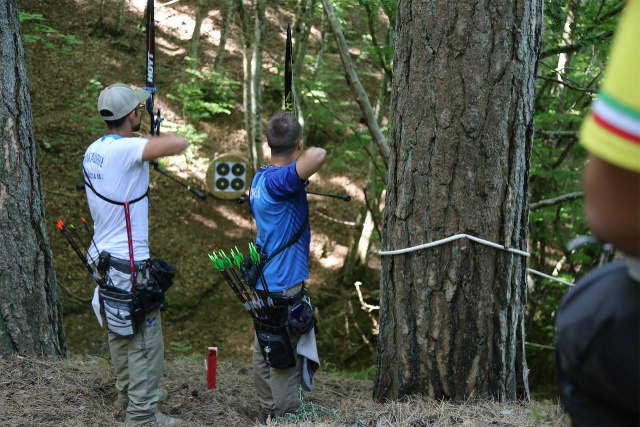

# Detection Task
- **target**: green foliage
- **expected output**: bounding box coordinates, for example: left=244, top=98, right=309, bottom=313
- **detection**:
left=338, top=364, right=376, bottom=380
left=168, top=341, right=200, bottom=359
left=531, top=408, right=548, bottom=421
left=166, top=67, right=237, bottom=121
left=70, top=77, right=106, bottom=138
left=159, top=120, right=208, bottom=163
left=524, top=0, right=625, bottom=396
left=70, top=78, right=208, bottom=165
left=19, top=12, right=83, bottom=55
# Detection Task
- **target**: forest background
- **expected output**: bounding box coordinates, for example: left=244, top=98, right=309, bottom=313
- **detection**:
left=1, top=0, right=623, bottom=425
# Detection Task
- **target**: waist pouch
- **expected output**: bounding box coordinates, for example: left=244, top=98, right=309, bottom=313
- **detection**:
left=135, top=284, right=166, bottom=313
left=99, top=288, right=144, bottom=339
left=256, top=285, right=306, bottom=306
left=149, top=258, right=176, bottom=292
left=254, top=319, right=296, bottom=369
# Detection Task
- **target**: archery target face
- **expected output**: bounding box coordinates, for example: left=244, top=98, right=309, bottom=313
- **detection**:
left=206, top=154, right=253, bottom=200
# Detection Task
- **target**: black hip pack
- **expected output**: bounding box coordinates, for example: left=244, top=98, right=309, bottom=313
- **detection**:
left=135, top=258, right=176, bottom=312
left=254, top=319, right=296, bottom=369
left=253, top=286, right=314, bottom=369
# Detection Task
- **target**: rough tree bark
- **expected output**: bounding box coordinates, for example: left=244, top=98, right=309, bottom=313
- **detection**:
left=0, top=0, right=67, bottom=358
left=375, top=0, right=542, bottom=401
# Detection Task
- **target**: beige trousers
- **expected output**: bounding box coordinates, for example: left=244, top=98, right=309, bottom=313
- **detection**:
left=107, top=268, right=165, bottom=421
left=252, top=284, right=304, bottom=418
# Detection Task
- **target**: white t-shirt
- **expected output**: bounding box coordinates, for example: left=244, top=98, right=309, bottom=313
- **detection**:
left=83, top=134, right=150, bottom=262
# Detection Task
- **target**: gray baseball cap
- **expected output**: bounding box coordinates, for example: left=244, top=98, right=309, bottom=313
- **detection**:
left=97, top=83, right=150, bottom=121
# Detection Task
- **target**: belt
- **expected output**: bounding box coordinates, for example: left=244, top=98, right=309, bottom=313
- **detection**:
left=256, top=282, right=305, bottom=306
left=109, top=257, right=150, bottom=274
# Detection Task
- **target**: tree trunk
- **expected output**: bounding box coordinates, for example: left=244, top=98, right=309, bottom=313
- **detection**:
left=342, top=70, right=390, bottom=284
left=311, top=12, right=327, bottom=78
left=116, top=0, right=125, bottom=34
left=235, top=0, right=265, bottom=170
left=250, top=0, right=266, bottom=164
left=0, top=0, right=67, bottom=358
left=321, top=0, right=389, bottom=167
left=215, top=0, right=234, bottom=71
left=375, top=0, right=542, bottom=401
left=190, top=0, right=209, bottom=68
left=293, top=0, right=316, bottom=79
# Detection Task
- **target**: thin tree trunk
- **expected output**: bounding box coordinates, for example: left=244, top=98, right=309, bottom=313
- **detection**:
left=235, top=0, right=253, bottom=166
left=250, top=0, right=266, bottom=166
left=293, top=0, right=317, bottom=79
left=116, top=0, right=125, bottom=34
left=376, top=0, right=541, bottom=401
left=235, top=0, right=265, bottom=170
left=215, top=0, right=234, bottom=71
left=190, top=0, right=209, bottom=68
left=555, top=0, right=580, bottom=111
left=311, top=12, right=327, bottom=78
left=321, top=0, right=389, bottom=166
left=0, top=0, right=67, bottom=357
left=343, top=70, right=390, bottom=282
left=293, top=0, right=310, bottom=63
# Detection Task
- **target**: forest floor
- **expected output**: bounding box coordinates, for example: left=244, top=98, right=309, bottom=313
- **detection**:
left=0, top=356, right=565, bottom=426
left=12, top=0, right=566, bottom=425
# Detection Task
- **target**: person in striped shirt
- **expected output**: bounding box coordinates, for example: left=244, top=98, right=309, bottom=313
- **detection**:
left=555, top=2, right=640, bottom=425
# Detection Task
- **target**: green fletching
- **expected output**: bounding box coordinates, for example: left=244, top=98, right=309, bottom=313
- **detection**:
left=231, top=247, right=243, bottom=268
left=218, top=250, right=233, bottom=269
left=249, top=242, right=260, bottom=263
left=207, top=253, right=225, bottom=271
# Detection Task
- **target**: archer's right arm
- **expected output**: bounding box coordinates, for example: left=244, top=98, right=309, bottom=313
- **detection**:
left=295, top=147, right=327, bottom=181
left=142, top=134, right=189, bottom=162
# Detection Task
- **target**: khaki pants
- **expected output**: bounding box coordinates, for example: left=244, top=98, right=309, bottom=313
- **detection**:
left=252, top=284, right=304, bottom=418
left=107, top=268, right=165, bottom=421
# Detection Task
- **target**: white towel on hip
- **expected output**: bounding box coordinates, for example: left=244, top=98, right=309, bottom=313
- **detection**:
left=296, top=328, right=319, bottom=392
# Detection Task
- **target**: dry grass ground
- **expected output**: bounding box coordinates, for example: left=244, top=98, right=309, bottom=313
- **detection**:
left=0, top=356, right=566, bottom=426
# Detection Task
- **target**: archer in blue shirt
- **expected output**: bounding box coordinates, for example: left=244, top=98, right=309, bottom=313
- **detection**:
left=249, top=111, right=326, bottom=422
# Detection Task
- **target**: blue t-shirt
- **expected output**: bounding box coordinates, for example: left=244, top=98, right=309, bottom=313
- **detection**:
left=250, top=163, right=310, bottom=292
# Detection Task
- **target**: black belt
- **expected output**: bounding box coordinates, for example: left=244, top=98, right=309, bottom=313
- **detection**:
left=256, top=283, right=305, bottom=306
left=109, top=257, right=150, bottom=274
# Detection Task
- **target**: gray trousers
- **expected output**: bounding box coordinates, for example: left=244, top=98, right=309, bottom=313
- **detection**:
left=252, top=284, right=304, bottom=418
left=107, top=268, right=165, bottom=421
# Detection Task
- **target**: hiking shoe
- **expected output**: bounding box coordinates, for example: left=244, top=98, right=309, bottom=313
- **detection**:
left=115, top=389, right=168, bottom=411
left=258, top=410, right=275, bottom=425
left=115, top=395, right=128, bottom=411
left=129, top=411, right=182, bottom=426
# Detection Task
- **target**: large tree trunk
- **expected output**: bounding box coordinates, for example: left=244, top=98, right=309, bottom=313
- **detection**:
left=0, top=0, right=67, bottom=358
left=375, top=0, right=542, bottom=401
